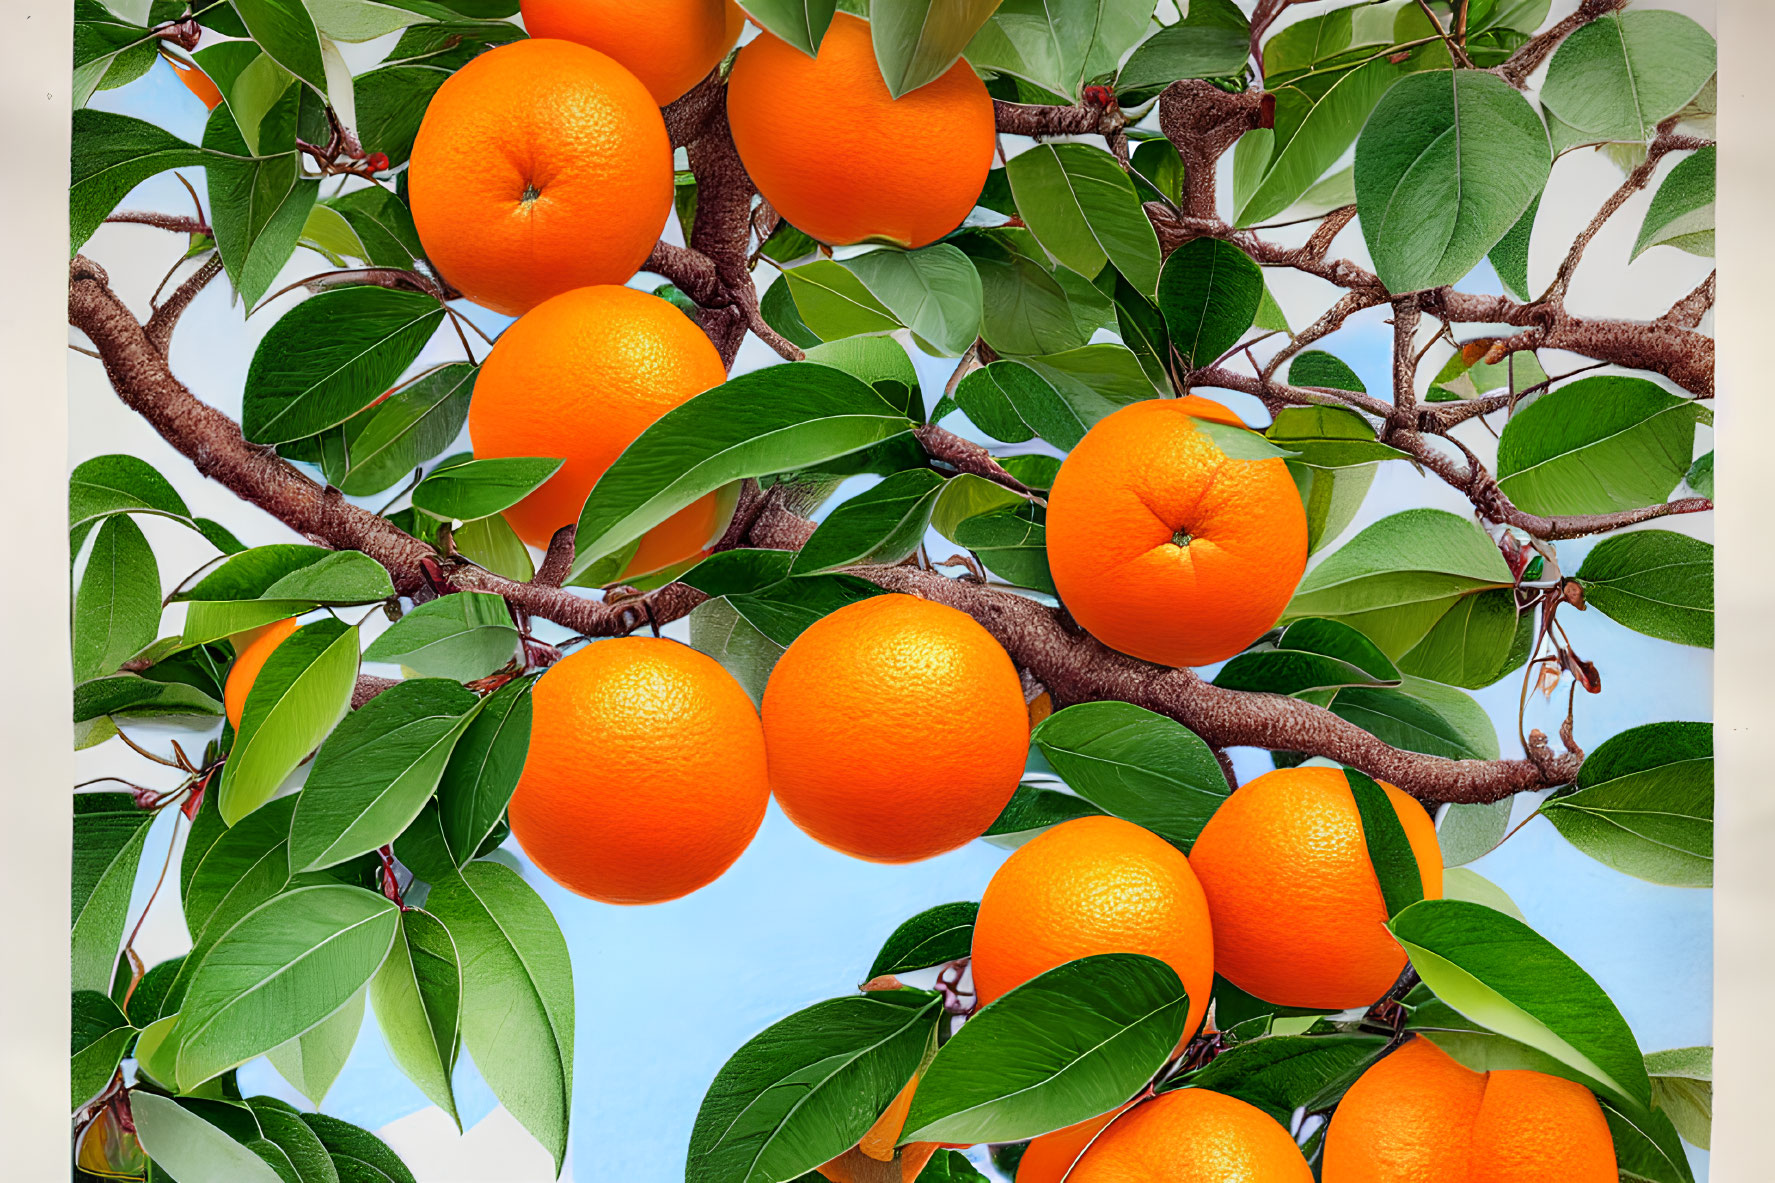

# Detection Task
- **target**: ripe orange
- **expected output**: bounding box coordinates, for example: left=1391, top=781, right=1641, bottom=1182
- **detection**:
left=518, top=0, right=745, bottom=105
left=506, top=637, right=769, bottom=904
left=970, top=816, right=1214, bottom=1042
left=223, top=617, right=300, bottom=730
left=760, top=594, right=1028, bottom=863
left=727, top=12, right=995, bottom=249
left=1016, top=1104, right=1133, bottom=1183
left=468, top=285, right=732, bottom=574
left=1068, top=1089, right=1314, bottom=1182
left=1323, top=1036, right=1617, bottom=1182
left=408, top=39, right=671, bottom=316
left=1189, top=766, right=1444, bottom=1010
left=1045, top=395, right=1308, bottom=668
left=168, top=57, right=222, bottom=111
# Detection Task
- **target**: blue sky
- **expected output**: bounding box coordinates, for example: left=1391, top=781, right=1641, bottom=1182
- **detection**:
left=86, top=34, right=1712, bottom=1182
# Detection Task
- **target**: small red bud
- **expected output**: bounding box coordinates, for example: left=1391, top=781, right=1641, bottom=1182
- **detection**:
left=366, top=152, right=390, bottom=172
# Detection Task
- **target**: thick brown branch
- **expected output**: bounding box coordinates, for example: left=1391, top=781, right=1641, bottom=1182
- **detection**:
left=645, top=240, right=721, bottom=306
left=913, top=424, right=1043, bottom=502
left=144, top=255, right=222, bottom=354
left=1158, top=82, right=1273, bottom=219
left=993, top=98, right=1122, bottom=140
left=1661, top=271, right=1716, bottom=330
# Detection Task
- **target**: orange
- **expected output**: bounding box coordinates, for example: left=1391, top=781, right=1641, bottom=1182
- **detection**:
left=408, top=39, right=671, bottom=316
left=1017, top=1105, right=1133, bottom=1183
left=468, top=285, right=732, bottom=574
left=518, top=0, right=745, bottom=105
left=727, top=12, right=994, bottom=248
left=223, top=617, right=300, bottom=730
left=760, top=594, right=1027, bottom=863
left=1323, top=1036, right=1616, bottom=1182
left=168, top=57, right=222, bottom=111
left=1068, top=1089, right=1314, bottom=1183
left=970, top=816, right=1214, bottom=1043
left=506, top=637, right=769, bottom=904
left=1044, top=395, right=1308, bottom=668
left=1189, top=766, right=1444, bottom=1010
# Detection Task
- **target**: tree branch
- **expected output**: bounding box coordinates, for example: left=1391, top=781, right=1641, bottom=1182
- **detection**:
left=913, top=424, right=1044, bottom=502
left=144, top=254, right=222, bottom=354
left=1661, top=271, right=1716, bottom=330
left=1494, top=0, right=1628, bottom=88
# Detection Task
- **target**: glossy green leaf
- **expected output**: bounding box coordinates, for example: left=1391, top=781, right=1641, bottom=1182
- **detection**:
left=244, top=287, right=447, bottom=445
left=982, top=344, right=1156, bottom=449
left=1324, top=676, right=1500, bottom=762
left=69, top=453, right=196, bottom=534
left=131, top=1093, right=285, bottom=1183
left=354, top=63, right=450, bottom=167
left=325, top=364, right=477, bottom=496
left=1541, top=11, right=1715, bottom=150
left=1111, top=272, right=1172, bottom=390
left=268, top=986, right=365, bottom=1108
left=72, top=990, right=135, bottom=1110
left=842, top=243, right=985, bottom=356
left=1031, top=702, right=1230, bottom=851
left=69, top=109, right=209, bottom=251
left=1634, top=146, right=1715, bottom=259
left=297, top=1112, right=419, bottom=1183
left=1645, top=1045, right=1711, bottom=1150
left=1157, top=236, right=1263, bottom=369
left=202, top=91, right=319, bottom=309
left=73, top=673, right=224, bottom=725
left=870, top=0, right=1002, bottom=96
left=794, top=469, right=945, bottom=574
left=221, top=619, right=360, bottom=825
left=247, top=1096, right=344, bottom=1183
left=320, top=185, right=425, bottom=269
left=903, top=953, right=1188, bottom=1144
left=1347, top=768, right=1422, bottom=918
left=231, top=0, right=329, bottom=94
left=1213, top=621, right=1401, bottom=697
left=1288, top=460, right=1375, bottom=556
left=1489, top=192, right=1540, bottom=301
left=427, top=861, right=574, bottom=1172
left=1575, top=530, right=1712, bottom=648
left=868, top=902, right=980, bottom=980
left=436, top=675, right=533, bottom=865
left=569, top=364, right=912, bottom=581
left=1233, top=55, right=1399, bottom=228
left=73, top=514, right=161, bottom=682
left=1266, top=405, right=1407, bottom=468
left=1284, top=509, right=1513, bottom=658
left=176, top=885, right=400, bottom=1089
left=371, top=908, right=462, bottom=1125
left=739, top=0, right=839, bottom=56
left=686, top=991, right=941, bottom=1183
left=1540, top=721, right=1711, bottom=888
left=1354, top=69, right=1551, bottom=293
left=1396, top=588, right=1524, bottom=689
left=290, top=679, right=479, bottom=870
left=1167, top=1032, right=1388, bottom=1122
left=1685, top=451, right=1713, bottom=499
left=784, top=259, right=902, bottom=341
left=1387, top=899, right=1651, bottom=1109
left=761, top=272, right=824, bottom=349
left=1604, top=1099, right=1698, bottom=1183
left=964, top=0, right=1156, bottom=102
left=72, top=793, right=153, bottom=995
left=183, top=795, right=303, bottom=967
left=411, top=457, right=562, bottom=521
left=985, top=783, right=1105, bottom=842
left=688, top=594, right=791, bottom=707
left=953, top=504, right=1054, bottom=592
left=453, top=512, right=535, bottom=581
left=1006, top=143, right=1161, bottom=294
left=1437, top=799, right=1514, bottom=868
left=363, top=593, right=518, bottom=681
left=1496, top=377, right=1700, bottom=516
left=1116, top=0, right=1248, bottom=97
left=956, top=229, right=1107, bottom=357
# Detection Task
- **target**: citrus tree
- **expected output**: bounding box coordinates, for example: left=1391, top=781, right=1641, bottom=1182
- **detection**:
left=67, top=0, right=1715, bottom=1180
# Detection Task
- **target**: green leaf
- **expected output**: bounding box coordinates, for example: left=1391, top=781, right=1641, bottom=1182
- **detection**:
left=354, top=64, right=449, bottom=168
left=1574, top=530, right=1712, bottom=648
left=1287, top=460, right=1375, bottom=556
left=179, top=547, right=393, bottom=643
left=325, top=363, right=477, bottom=496
left=1346, top=768, right=1422, bottom=918
left=954, top=505, right=1055, bottom=592
left=1396, top=587, right=1524, bottom=689
left=1323, top=676, right=1500, bottom=761
left=992, top=345, right=1158, bottom=450
left=427, top=861, right=574, bottom=1171
left=69, top=453, right=195, bottom=534
left=1439, top=866, right=1525, bottom=921
left=176, top=884, right=400, bottom=1089
left=1685, top=451, right=1713, bottom=499
left=1157, top=236, right=1264, bottom=369
left=247, top=1096, right=344, bottom=1183
left=1645, top=1046, right=1711, bottom=1151
left=411, top=456, right=563, bottom=522
left=1167, top=1032, right=1388, bottom=1122
left=793, top=469, right=945, bottom=574
left=202, top=91, right=320, bottom=309
left=1283, top=509, right=1513, bottom=658
left=1604, top=1099, right=1699, bottom=1183
left=1437, top=800, right=1514, bottom=868
left=904, top=953, right=1188, bottom=1144
left=73, top=1, right=158, bottom=108
left=1111, top=272, right=1173, bottom=390
left=1489, top=192, right=1540, bottom=301
left=1634, top=146, right=1714, bottom=259
left=268, top=987, right=365, bottom=1108
left=370, top=908, right=462, bottom=1126
left=182, top=795, right=303, bottom=970
left=1541, top=12, right=1715, bottom=150
left=955, top=228, right=1108, bottom=357
left=243, top=287, right=447, bottom=445
left=761, top=273, right=823, bottom=349
left=72, top=990, right=135, bottom=1110
left=436, top=676, right=533, bottom=866
left=1031, top=702, right=1230, bottom=851
left=1539, top=721, right=1711, bottom=888
left=72, top=793, right=152, bottom=995
left=320, top=186, right=424, bottom=271
left=73, top=514, right=162, bottom=682
left=453, top=513, right=535, bottom=582
left=569, top=364, right=912, bottom=581
left=1213, top=619, right=1401, bottom=697
left=1006, top=143, right=1162, bottom=295
left=686, top=991, right=941, bottom=1183
left=739, top=0, right=839, bottom=56
left=964, top=0, right=1156, bottom=102
left=1387, top=899, right=1652, bottom=1109
left=1428, top=344, right=1547, bottom=403
left=290, top=679, right=479, bottom=870
left=69, top=109, right=210, bottom=252
left=1233, top=55, right=1400, bottom=228
left=1116, top=0, right=1249, bottom=98
left=871, top=0, right=1005, bottom=97
left=221, top=619, right=360, bottom=825
left=1354, top=70, right=1551, bottom=293
left=784, top=259, right=901, bottom=341
left=1495, top=376, right=1700, bottom=516
left=842, top=243, right=985, bottom=356
left=73, top=673, right=223, bottom=724
left=231, top=0, right=329, bottom=95
left=131, top=1093, right=285, bottom=1183
left=803, top=336, right=923, bottom=421
left=364, top=593, right=518, bottom=681
left=985, top=783, right=1105, bottom=842
left=296, top=1112, right=418, bottom=1183
left=1266, top=405, right=1408, bottom=468
left=868, top=903, right=980, bottom=980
